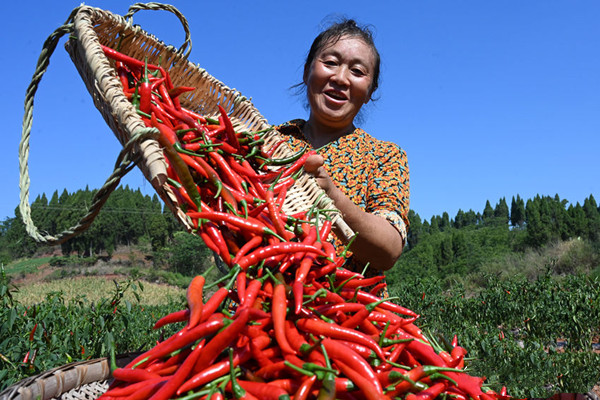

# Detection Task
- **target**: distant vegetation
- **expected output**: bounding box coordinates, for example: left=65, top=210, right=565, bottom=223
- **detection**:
left=2, top=188, right=599, bottom=288
left=388, top=194, right=600, bottom=291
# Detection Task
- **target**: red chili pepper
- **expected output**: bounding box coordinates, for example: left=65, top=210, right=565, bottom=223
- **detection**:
left=191, top=308, right=261, bottom=374
left=177, top=345, right=251, bottom=394
left=153, top=309, right=190, bottom=330
left=265, top=189, right=291, bottom=240
left=112, top=367, right=162, bottom=383
left=29, top=323, right=38, bottom=342
left=187, top=275, right=205, bottom=329
left=100, top=45, right=173, bottom=89
left=272, top=282, right=296, bottom=355
left=296, top=318, right=385, bottom=360
left=217, top=105, right=240, bottom=151
left=147, top=339, right=206, bottom=400
left=102, top=377, right=168, bottom=398
left=235, top=242, right=327, bottom=271
left=320, top=338, right=383, bottom=397
left=202, top=287, right=232, bottom=321
left=406, top=381, right=449, bottom=400
left=152, top=114, right=202, bottom=209
left=208, top=150, right=245, bottom=193
left=340, top=289, right=419, bottom=318
left=168, top=85, right=196, bottom=100
left=237, top=380, right=291, bottom=400
left=138, top=58, right=152, bottom=114
left=293, top=375, right=317, bottom=400
left=126, top=316, right=224, bottom=369
left=188, top=211, right=276, bottom=239
left=232, top=235, right=263, bottom=265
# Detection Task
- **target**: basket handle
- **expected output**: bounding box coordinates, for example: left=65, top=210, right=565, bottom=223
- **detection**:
left=18, top=8, right=159, bottom=246
left=123, top=2, right=193, bottom=59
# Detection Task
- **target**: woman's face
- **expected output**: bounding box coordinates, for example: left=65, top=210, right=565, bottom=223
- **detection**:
left=304, top=35, right=376, bottom=132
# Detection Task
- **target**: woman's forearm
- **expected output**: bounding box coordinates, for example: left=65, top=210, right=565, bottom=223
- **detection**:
left=326, top=185, right=404, bottom=270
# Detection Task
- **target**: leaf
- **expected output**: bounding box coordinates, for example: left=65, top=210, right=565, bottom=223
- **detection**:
left=7, top=308, right=16, bottom=331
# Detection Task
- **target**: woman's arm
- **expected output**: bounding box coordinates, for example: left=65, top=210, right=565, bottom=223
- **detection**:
left=304, top=155, right=404, bottom=271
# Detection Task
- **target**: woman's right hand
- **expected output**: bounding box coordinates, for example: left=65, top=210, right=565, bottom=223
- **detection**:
left=304, top=154, right=336, bottom=196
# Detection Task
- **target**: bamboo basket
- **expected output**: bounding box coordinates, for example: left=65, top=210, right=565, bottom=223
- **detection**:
left=0, top=359, right=109, bottom=400
left=0, top=353, right=144, bottom=400
left=63, top=3, right=353, bottom=240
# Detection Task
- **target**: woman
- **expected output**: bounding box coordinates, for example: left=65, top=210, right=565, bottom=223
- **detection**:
left=277, top=19, right=410, bottom=276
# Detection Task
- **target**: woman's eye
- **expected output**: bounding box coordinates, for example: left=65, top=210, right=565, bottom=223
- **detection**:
left=322, top=59, right=337, bottom=66
left=352, top=68, right=366, bottom=76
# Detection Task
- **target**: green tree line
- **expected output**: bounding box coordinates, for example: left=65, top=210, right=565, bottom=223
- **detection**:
left=389, top=194, right=600, bottom=286
left=1, top=189, right=599, bottom=282
left=0, top=186, right=182, bottom=263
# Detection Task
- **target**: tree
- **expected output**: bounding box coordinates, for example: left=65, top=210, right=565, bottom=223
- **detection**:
left=406, top=210, right=423, bottom=250
left=464, top=210, right=478, bottom=226
left=510, top=195, right=526, bottom=227
left=429, top=216, right=439, bottom=234
left=439, top=235, right=453, bottom=266
left=525, top=198, right=550, bottom=247
left=494, top=197, right=509, bottom=226
left=567, top=203, right=587, bottom=239
left=454, top=209, right=465, bottom=229
left=482, top=200, right=494, bottom=225
left=439, top=212, right=450, bottom=231
left=583, top=195, right=600, bottom=242
left=168, top=232, right=213, bottom=275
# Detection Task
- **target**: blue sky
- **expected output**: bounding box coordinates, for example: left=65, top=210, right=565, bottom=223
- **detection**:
left=2, top=1, right=599, bottom=228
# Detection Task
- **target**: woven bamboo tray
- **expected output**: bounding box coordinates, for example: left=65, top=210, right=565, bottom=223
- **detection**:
left=64, top=3, right=353, bottom=240
left=0, top=353, right=145, bottom=400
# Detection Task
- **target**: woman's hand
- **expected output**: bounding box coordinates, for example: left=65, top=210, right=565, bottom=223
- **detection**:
left=303, top=154, right=337, bottom=196
left=303, top=154, right=404, bottom=270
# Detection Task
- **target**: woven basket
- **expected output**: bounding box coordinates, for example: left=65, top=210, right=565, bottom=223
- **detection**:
left=64, top=3, right=353, bottom=240
left=0, top=353, right=148, bottom=400
left=0, top=359, right=109, bottom=400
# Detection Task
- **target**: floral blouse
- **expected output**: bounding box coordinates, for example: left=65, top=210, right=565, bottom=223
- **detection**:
left=276, top=120, right=410, bottom=281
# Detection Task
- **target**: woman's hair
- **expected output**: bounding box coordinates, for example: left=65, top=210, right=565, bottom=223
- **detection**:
left=303, top=18, right=381, bottom=97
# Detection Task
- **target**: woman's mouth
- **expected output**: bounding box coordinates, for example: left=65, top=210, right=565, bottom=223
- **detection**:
left=324, top=90, right=347, bottom=101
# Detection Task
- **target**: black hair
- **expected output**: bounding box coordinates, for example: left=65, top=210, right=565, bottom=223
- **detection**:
left=303, top=18, right=381, bottom=97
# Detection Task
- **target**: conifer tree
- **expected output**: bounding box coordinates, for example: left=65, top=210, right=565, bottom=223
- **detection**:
left=510, top=195, right=526, bottom=227
left=482, top=200, right=494, bottom=225
left=454, top=209, right=465, bottom=229
left=440, top=212, right=451, bottom=231
left=583, top=195, right=600, bottom=242
left=494, top=197, right=509, bottom=226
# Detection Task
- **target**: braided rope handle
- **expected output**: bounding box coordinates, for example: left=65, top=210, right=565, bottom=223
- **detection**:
left=18, top=2, right=188, bottom=246
left=123, top=2, right=193, bottom=59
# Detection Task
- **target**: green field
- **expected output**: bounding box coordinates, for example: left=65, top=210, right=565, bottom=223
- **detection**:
left=1, top=266, right=599, bottom=397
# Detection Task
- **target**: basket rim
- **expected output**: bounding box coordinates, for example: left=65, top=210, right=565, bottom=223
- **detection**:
left=0, top=357, right=109, bottom=400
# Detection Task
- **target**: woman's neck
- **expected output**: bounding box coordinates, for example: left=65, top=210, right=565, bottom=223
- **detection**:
left=303, top=117, right=355, bottom=149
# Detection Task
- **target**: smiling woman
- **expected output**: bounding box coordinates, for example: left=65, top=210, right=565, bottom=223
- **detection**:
left=276, top=19, right=410, bottom=295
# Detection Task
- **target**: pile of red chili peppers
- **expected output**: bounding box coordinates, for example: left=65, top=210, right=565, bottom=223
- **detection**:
left=98, top=46, right=512, bottom=400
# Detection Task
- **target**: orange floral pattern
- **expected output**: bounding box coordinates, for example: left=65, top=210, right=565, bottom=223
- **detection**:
left=276, top=120, right=410, bottom=291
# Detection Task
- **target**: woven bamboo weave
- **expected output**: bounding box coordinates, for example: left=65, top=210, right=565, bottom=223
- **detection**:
left=0, top=358, right=109, bottom=400
left=64, top=4, right=352, bottom=239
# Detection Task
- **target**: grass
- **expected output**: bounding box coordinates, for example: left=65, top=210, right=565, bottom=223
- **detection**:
left=13, top=276, right=186, bottom=306
left=3, top=257, right=53, bottom=276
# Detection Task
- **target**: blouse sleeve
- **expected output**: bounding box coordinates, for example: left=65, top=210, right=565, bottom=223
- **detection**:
left=366, top=141, right=410, bottom=245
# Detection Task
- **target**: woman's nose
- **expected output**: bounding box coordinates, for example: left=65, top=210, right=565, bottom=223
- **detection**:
left=330, top=66, right=350, bottom=86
